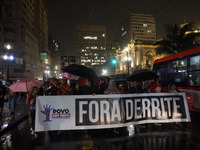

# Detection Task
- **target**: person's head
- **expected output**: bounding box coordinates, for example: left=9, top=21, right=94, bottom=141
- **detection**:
left=78, top=77, right=89, bottom=87
left=108, top=79, right=117, bottom=89
left=133, top=81, right=137, bottom=88
left=6, top=80, right=12, bottom=86
left=60, top=77, right=68, bottom=85
left=50, top=77, right=59, bottom=87
left=154, top=75, right=161, bottom=83
left=168, top=83, right=176, bottom=91
left=30, top=86, right=39, bottom=95
left=50, top=77, right=58, bottom=83
left=92, top=79, right=99, bottom=87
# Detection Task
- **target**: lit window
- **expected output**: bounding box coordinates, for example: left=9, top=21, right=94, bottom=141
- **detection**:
left=91, top=47, right=97, bottom=49
left=83, top=36, right=97, bottom=40
left=143, top=24, right=147, bottom=27
left=102, top=34, right=105, bottom=37
left=147, top=30, right=152, bottom=33
left=92, top=63, right=100, bottom=65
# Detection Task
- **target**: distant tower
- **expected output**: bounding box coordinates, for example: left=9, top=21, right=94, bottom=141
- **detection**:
left=74, top=24, right=106, bottom=75
left=119, top=13, right=156, bottom=47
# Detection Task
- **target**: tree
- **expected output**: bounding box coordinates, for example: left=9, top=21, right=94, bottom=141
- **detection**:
left=155, top=23, right=200, bottom=55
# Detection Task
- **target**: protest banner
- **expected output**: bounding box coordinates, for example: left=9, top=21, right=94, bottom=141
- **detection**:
left=35, top=93, right=190, bottom=132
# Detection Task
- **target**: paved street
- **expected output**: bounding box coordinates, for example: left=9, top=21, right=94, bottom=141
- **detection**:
left=1, top=121, right=200, bottom=150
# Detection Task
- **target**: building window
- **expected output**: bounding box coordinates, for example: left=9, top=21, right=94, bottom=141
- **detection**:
left=121, top=26, right=124, bottom=31
left=83, top=36, right=97, bottom=40
left=143, top=23, right=148, bottom=27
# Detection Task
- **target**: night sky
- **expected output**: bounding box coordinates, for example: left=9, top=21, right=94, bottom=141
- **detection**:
left=45, top=0, right=200, bottom=55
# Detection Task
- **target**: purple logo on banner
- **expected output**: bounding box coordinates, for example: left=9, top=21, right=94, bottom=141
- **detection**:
left=41, top=104, right=54, bottom=122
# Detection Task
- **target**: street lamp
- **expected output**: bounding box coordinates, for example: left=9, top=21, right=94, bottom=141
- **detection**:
left=124, top=47, right=131, bottom=75
left=102, top=69, right=108, bottom=75
left=3, top=54, right=14, bottom=81
left=6, top=44, right=11, bottom=50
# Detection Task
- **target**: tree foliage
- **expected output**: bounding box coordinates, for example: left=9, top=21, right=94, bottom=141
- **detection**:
left=155, top=23, right=200, bottom=55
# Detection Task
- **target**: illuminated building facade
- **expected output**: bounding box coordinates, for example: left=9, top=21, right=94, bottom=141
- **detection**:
left=75, top=24, right=106, bottom=75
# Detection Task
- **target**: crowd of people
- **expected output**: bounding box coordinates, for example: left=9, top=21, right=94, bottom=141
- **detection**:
left=0, top=75, right=180, bottom=139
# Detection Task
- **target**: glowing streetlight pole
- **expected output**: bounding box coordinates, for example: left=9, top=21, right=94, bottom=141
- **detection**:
left=3, top=44, right=13, bottom=81
left=4, top=55, right=14, bottom=81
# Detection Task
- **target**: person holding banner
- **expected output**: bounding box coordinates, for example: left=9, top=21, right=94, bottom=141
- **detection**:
left=76, top=77, right=94, bottom=149
left=46, top=77, right=58, bottom=96
left=26, top=86, right=39, bottom=137
left=56, top=77, right=70, bottom=95
left=148, top=76, right=163, bottom=127
left=77, top=77, right=93, bottom=95
left=103, top=79, right=130, bottom=137
left=104, top=79, right=120, bottom=94
left=148, top=76, right=162, bottom=93
left=129, top=81, right=144, bottom=94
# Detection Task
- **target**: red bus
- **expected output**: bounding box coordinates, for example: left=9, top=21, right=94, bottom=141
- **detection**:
left=153, top=46, right=200, bottom=112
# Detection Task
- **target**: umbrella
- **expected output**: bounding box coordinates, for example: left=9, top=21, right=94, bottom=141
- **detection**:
left=9, top=78, right=43, bottom=92
left=112, top=74, right=129, bottom=81
left=127, top=69, right=157, bottom=81
left=62, top=64, right=99, bottom=80
left=98, top=76, right=111, bottom=84
left=98, top=76, right=111, bottom=81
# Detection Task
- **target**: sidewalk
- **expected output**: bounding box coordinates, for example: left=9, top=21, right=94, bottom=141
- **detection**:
left=0, top=96, right=28, bottom=136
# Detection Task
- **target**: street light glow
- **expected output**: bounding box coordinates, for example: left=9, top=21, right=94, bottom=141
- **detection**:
left=3, top=55, right=14, bottom=60
left=102, top=69, right=107, bottom=75
left=9, top=55, right=14, bottom=60
left=3, top=55, right=8, bottom=60
left=125, top=47, right=129, bottom=51
left=6, top=44, right=11, bottom=50
left=124, top=56, right=131, bottom=61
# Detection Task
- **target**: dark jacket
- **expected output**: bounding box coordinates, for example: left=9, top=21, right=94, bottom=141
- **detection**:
left=78, top=86, right=93, bottom=95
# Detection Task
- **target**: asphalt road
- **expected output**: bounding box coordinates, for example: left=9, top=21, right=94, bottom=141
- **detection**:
left=1, top=120, right=200, bottom=150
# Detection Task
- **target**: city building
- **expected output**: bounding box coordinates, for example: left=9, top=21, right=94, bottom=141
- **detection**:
left=116, top=13, right=158, bottom=73
left=119, top=13, right=156, bottom=47
left=48, top=35, right=62, bottom=79
left=0, top=0, right=48, bottom=81
left=75, top=24, right=106, bottom=75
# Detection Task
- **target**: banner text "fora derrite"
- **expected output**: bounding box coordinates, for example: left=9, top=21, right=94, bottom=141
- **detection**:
left=76, top=96, right=186, bottom=125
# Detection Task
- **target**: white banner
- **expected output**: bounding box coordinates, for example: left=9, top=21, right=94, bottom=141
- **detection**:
left=35, top=93, right=190, bottom=132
